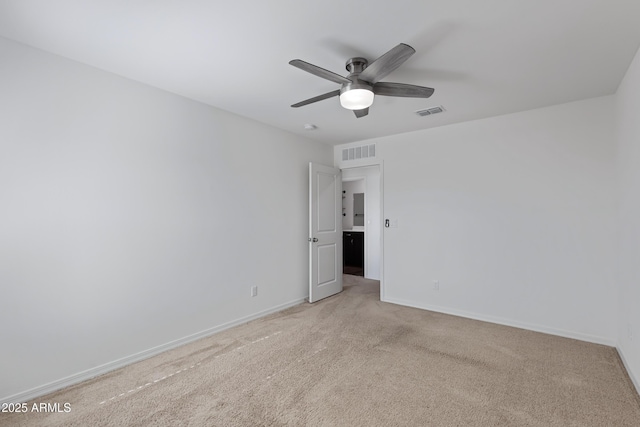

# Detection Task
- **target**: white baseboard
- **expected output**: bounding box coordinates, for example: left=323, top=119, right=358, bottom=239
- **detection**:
left=617, top=344, right=640, bottom=396
left=1, top=298, right=306, bottom=405
left=382, top=297, right=615, bottom=347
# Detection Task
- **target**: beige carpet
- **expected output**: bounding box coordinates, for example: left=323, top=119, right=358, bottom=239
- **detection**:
left=3, top=275, right=639, bottom=426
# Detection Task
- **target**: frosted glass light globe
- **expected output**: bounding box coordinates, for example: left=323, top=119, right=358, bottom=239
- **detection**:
left=339, top=88, right=374, bottom=110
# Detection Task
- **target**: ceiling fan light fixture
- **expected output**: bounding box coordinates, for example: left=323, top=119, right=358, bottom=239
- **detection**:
left=339, top=88, right=374, bottom=110
left=290, top=43, right=433, bottom=118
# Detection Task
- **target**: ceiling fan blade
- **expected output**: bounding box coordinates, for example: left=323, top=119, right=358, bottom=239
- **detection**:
left=373, top=82, right=434, bottom=98
left=358, top=43, right=415, bottom=84
left=291, top=89, right=341, bottom=108
left=354, top=107, right=369, bottom=118
left=289, top=59, right=352, bottom=85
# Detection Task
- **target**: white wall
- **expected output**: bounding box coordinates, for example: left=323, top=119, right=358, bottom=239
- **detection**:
left=0, top=37, right=332, bottom=402
left=340, top=96, right=618, bottom=345
left=615, top=45, right=640, bottom=392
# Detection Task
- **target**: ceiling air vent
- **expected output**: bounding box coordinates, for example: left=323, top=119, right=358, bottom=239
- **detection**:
left=342, top=144, right=376, bottom=161
left=415, top=106, right=445, bottom=117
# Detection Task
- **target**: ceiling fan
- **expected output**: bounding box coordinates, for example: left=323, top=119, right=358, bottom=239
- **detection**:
left=289, top=43, right=434, bottom=118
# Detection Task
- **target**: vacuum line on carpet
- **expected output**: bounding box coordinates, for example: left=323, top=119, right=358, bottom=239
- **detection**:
left=98, top=331, right=283, bottom=405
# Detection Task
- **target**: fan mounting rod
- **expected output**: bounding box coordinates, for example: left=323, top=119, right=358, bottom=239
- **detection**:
left=345, top=57, right=368, bottom=75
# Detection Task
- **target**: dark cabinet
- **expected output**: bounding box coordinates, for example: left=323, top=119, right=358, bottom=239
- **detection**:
left=343, top=231, right=364, bottom=276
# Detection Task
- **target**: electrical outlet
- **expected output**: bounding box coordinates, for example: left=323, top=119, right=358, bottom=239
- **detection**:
left=251, top=286, right=258, bottom=297
left=433, top=280, right=440, bottom=291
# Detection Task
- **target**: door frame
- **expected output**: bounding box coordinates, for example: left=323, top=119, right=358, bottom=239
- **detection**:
left=339, top=162, right=384, bottom=301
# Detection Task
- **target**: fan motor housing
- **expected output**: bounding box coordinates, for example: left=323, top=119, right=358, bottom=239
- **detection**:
left=343, top=57, right=373, bottom=94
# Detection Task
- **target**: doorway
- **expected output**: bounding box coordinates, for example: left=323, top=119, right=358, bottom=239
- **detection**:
left=342, top=179, right=366, bottom=276
left=341, top=165, right=381, bottom=283
left=308, top=162, right=382, bottom=303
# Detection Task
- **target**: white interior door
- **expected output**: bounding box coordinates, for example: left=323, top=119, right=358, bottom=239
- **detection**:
left=309, top=162, right=342, bottom=303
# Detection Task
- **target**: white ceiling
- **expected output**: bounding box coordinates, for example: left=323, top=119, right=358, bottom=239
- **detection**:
left=1, top=0, right=639, bottom=146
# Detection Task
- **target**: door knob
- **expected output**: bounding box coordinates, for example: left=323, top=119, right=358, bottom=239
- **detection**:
left=308, top=237, right=318, bottom=242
